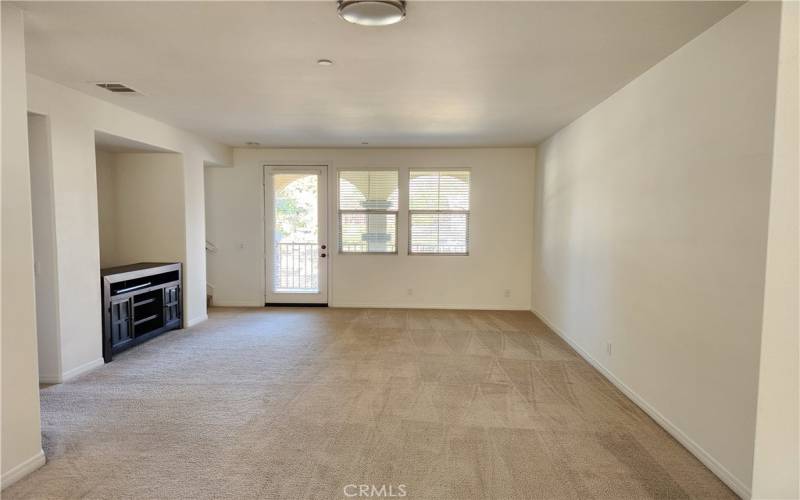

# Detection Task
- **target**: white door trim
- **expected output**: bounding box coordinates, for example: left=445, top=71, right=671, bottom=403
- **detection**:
left=263, top=164, right=329, bottom=305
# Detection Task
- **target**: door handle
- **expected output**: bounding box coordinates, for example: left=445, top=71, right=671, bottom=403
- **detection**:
left=321, top=253, right=327, bottom=258
left=321, top=245, right=327, bottom=250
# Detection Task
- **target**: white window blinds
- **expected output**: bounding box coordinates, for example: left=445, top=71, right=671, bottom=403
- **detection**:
left=409, top=170, right=470, bottom=255
left=338, top=170, right=399, bottom=253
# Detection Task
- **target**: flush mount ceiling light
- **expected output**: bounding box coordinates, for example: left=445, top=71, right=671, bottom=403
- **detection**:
left=317, top=59, right=334, bottom=66
left=338, top=0, right=406, bottom=26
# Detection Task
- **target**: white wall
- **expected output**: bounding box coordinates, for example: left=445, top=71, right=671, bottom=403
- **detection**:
left=530, top=3, right=780, bottom=497
left=28, top=113, right=61, bottom=382
left=1, top=4, right=45, bottom=488
left=96, top=152, right=186, bottom=268
left=95, top=150, right=117, bottom=268
left=751, top=2, right=799, bottom=498
left=206, top=148, right=535, bottom=309
left=26, top=75, right=231, bottom=380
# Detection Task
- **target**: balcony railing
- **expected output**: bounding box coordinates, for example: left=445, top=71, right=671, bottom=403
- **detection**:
left=273, top=242, right=319, bottom=293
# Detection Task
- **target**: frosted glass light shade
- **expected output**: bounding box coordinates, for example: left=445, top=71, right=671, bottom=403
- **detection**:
left=338, top=0, right=406, bottom=26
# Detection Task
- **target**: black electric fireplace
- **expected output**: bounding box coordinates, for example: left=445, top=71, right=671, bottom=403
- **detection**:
left=101, top=262, right=182, bottom=362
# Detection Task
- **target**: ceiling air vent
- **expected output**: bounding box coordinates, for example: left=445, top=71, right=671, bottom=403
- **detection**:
left=95, top=82, right=139, bottom=94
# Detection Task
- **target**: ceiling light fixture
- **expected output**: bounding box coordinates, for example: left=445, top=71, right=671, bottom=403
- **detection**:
left=338, top=0, right=406, bottom=26
left=317, top=59, right=334, bottom=66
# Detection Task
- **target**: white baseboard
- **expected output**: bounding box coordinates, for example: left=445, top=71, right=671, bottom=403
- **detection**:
left=332, top=302, right=530, bottom=311
left=61, top=357, right=104, bottom=382
left=209, top=299, right=529, bottom=311
left=1, top=449, right=45, bottom=490
left=209, top=300, right=263, bottom=307
left=186, top=314, right=208, bottom=327
left=530, top=308, right=750, bottom=500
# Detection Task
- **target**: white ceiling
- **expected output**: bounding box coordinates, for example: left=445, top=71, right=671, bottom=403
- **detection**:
left=19, top=1, right=741, bottom=148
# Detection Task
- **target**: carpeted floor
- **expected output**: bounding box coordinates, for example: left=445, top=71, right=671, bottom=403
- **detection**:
left=5, top=307, right=735, bottom=499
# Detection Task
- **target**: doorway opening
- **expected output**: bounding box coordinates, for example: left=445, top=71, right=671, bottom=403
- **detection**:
left=263, top=165, right=328, bottom=305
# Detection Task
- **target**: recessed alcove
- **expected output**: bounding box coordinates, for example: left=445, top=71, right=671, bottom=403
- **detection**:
left=94, top=131, right=186, bottom=269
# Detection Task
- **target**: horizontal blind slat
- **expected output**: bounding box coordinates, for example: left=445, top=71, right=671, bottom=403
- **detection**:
left=410, top=213, right=469, bottom=254
left=409, top=170, right=471, bottom=255
left=339, top=170, right=399, bottom=211
left=338, top=170, right=399, bottom=253
left=339, top=213, right=397, bottom=253
left=409, top=170, right=470, bottom=211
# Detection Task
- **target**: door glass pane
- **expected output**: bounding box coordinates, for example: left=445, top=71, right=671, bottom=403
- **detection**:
left=272, top=173, right=319, bottom=293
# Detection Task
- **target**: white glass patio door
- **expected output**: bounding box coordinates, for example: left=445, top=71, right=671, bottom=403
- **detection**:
left=264, top=166, right=328, bottom=304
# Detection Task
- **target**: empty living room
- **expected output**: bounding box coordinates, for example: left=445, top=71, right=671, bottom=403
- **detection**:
left=1, top=1, right=797, bottom=499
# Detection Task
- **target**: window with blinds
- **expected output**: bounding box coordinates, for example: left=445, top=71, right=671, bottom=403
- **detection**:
left=338, top=170, right=399, bottom=253
left=409, top=170, right=470, bottom=255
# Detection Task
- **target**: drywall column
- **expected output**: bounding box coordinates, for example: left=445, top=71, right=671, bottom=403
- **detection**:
left=751, top=2, right=800, bottom=498
left=95, top=150, right=118, bottom=268
left=183, top=153, right=211, bottom=326
left=28, top=113, right=62, bottom=382
left=1, top=3, right=46, bottom=488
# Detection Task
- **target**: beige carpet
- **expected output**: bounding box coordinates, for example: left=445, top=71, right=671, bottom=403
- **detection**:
left=5, top=307, right=735, bottom=499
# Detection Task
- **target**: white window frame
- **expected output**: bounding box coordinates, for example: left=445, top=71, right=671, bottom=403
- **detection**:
left=337, top=168, right=400, bottom=255
left=408, top=168, right=471, bottom=256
